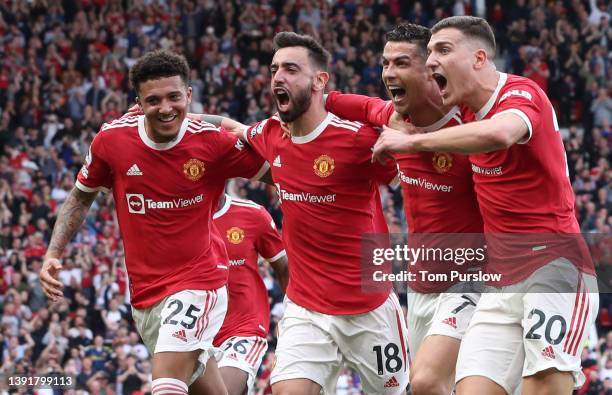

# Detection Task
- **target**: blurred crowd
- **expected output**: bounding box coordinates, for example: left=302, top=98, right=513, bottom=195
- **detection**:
left=0, top=0, right=610, bottom=394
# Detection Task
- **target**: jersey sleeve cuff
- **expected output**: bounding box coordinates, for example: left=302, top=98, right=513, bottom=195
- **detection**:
left=493, top=109, right=533, bottom=144
left=75, top=180, right=110, bottom=194
left=265, top=249, right=286, bottom=262
left=250, top=161, right=270, bottom=181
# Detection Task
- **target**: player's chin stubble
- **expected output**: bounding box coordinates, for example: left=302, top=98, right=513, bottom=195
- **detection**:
left=277, top=84, right=313, bottom=123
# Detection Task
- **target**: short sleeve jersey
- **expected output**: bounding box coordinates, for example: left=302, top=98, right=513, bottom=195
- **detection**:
left=212, top=195, right=285, bottom=345
left=76, top=115, right=267, bottom=308
left=326, top=92, right=484, bottom=292
left=466, top=73, right=594, bottom=284
left=243, top=113, right=398, bottom=314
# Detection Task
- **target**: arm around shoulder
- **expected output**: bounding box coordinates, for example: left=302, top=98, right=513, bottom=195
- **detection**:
left=411, top=112, right=529, bottom=153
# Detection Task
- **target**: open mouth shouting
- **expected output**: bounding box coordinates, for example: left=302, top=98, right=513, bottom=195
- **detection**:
left=432, top=72, right=448, bottom=97
left=273, top=86, right=292, bottom=112
left=387, top=85, right=407, bottom=103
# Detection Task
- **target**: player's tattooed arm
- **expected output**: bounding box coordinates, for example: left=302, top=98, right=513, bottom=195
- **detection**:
left=41, top=187, right=98, bottom=301
left=269, top=254, right=289, bottom=293
left=191, top=113, right=248, bottom=138
left=46, top=188, right=98, bottom=258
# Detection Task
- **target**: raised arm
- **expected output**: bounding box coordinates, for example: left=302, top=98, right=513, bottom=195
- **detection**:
left=40, top=187, right=98, bottom=301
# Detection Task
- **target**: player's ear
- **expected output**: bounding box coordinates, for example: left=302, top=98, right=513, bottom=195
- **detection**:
left=186, top=86, right=192, bottom=104
left=474, top=48, right=488, bottom=70
left=135, top=96, right=142, bottom=110
left=314, top=71, right=329, bottom=92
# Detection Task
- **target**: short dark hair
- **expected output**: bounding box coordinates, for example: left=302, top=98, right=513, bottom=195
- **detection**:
left=129, top=50, right=190, bottom=92
left=385, top=23, right=432, bottom=58
left=273, top=32, right=331, bottom=71
left=431, top=16, right=496, bottom=56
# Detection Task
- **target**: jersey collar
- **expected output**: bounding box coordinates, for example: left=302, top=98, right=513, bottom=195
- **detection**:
left=421, top=105, right=461, bottom=132
left=213, top=194, right=232, bottom=219
left=290, top=112, right=334, bottom=144
left=476, top=72, right=507, bottom=121
left=138, top=115, right=189, bottom=150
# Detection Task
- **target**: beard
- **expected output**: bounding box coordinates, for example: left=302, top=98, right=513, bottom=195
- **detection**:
left=276, top=82, right=312, bottom=123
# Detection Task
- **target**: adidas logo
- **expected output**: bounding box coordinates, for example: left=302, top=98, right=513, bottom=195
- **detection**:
left=541, top=345, right=556, bottom=360
left=228, top=353, right=238, bottom=361
left=273, top=155, right=282, bottom=167
left=384, top=376, right=399, bottom=388
left=127, top=164, right=143, bottom=176
left=442, top=316, right=457, bottom=329
left=172, top=329, right=187, bottom=342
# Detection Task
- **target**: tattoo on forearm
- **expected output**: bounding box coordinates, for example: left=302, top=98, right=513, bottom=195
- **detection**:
left=201, top=114, right=224, bottom=126
left=47, top=188, right=97, bottom=258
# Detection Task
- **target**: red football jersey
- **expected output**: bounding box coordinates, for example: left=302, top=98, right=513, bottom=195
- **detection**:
left=243, top=113, right=398, bottom=314
left=467, top=73, right=594, bottom=284
left=76, top=115, right=267, bottom=308
left=213, top=195, right=285, bottom=345
left=326, top=92, right=484, bottom=292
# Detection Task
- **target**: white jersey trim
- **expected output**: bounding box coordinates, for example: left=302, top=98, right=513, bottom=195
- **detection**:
left=75, top=180, right=110, bottom=194
left=232, top=197, right=262, bottom=207
left=422, top=106, right=461, bottom=132
left=476, top=72, right=508, bottom=121
left=290, top=112, right=334, bottom=144
left=137, top=115, right=188, bottom=151
left=101, top=120, right=138, bottom=132
left=265, top=249, right=287, bottom=262
left=242, top=125, right=249, bottom=144
left=213, top=195, right=232, bottom=219
left=492, top=109, right=533, bottom=144
left=232, top=201, right=262, bottom=210
left=250, top=161, right=270, bottom=181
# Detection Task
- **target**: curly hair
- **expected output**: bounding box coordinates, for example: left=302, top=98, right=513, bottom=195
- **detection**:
left=129, top=50, right=190, bottom=92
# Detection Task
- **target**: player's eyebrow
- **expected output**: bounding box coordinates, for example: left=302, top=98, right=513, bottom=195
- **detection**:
left=381, top=55, right=411, bottom=64
left=428, top=40, right=454, bottom=51
left=143, top=90, right=182, bottom=101
left=271, top=61, right=301, bottom=70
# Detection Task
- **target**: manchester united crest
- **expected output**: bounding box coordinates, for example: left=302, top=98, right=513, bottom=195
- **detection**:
left=432, top=152, right=452, bottom=173
left=313, top=155, right=335, bottom=178
left=227, top=227, right=245, bottom=244
left=183, top=159, right=205, bottom=181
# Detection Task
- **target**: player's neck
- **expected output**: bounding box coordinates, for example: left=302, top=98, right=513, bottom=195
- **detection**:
left=406, top=91, right=450, bottom=127
left=144, top=117, right=180, bottom=143
left=286, top=102, right=328, bottom=138
left=464, top=69, right=500, bottom=114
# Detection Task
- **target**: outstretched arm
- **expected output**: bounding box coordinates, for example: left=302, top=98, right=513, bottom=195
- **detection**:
left=325, top=91, right=390, bottom=127
left=372, top=112, right=529, bottom=162
left=191, top=114, right=248, bottom=137
left=124, top=104, right=249, bottom=138
left=40, top=187, right=98, bottom=301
